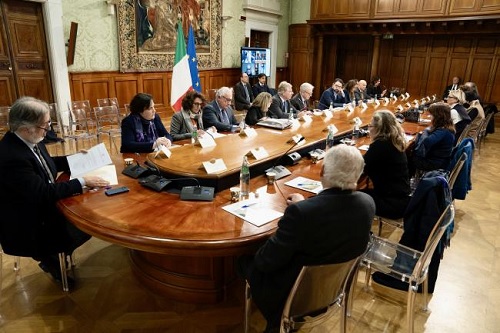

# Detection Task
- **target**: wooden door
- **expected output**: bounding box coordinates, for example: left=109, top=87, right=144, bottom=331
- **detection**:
left=0, top=0, right=53, bottom=105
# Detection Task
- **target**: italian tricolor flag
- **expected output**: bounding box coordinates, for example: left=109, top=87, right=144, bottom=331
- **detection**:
left=170, top=23, right=193, bottom=112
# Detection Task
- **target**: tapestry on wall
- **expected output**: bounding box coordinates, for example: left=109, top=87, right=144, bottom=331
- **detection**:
left=117, top=0, right=221, bottom=72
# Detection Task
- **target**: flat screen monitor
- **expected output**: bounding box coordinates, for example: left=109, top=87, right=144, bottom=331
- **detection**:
left=241, top=47, right=271, bottom=78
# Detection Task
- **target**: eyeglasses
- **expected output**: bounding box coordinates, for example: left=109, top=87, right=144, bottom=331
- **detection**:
left=36, top=121, right=51, bottom=132
left=193, top=102, right=203, bottom=106
left=222, top=96, right=232, bottom=102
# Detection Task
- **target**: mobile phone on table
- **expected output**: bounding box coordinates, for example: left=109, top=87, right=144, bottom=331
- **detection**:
left=105, top=186, right=129, bottom=196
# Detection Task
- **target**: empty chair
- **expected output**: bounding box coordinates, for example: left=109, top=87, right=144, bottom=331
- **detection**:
left=244, top=257, right=361, bottom=333
left=361, top=204, right=454, bottom=333
left=477, top=112, right=493, bottom=151
left=68, top=100, right=95, bottom=134
left=46, top=103, right=66, bottom=154
left=97, top=97, right=119, bottom=109
left=93, top=105, right=121, bottom=153
left=65, top=107, right=98, bottom=151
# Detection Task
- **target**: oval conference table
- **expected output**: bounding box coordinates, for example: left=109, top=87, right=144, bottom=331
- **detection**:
left=57, top=100, right=430, bottom=303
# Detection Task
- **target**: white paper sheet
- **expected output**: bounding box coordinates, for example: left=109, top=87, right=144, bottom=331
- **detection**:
left=284, top=176, right=323, bottom=194
left=67, top=143, right=113, bottom=178
left=222, top=199, right=283, bottom=227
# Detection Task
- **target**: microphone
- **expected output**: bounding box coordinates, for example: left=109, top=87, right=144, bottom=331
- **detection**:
left=266, top=136, right=305, bottom=180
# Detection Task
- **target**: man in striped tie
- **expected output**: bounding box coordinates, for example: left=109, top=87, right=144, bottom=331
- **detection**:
left=0, top=96, right=109, bottom=289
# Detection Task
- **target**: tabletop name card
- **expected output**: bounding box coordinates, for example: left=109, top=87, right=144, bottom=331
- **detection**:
left=322, top=109, right=333, bottom=119
left=288, top=134, right=305, bottom=144
left=154, top=145, right=172, bottom=158
left=405, top=102, right=412, bottom=108
left=299, top=114, right=313, bottom=123
left=240, top=127, right=258, bottom=138
left=323, top=123, right=339, bottom=134
left=248, top=146, right=269, bottom=160
left=195, top=133, right=217, bottom=148
left=201, top=158, right=227, bottom=174
left=397, top=105, right=404, bottom=112
left=383, top=97, right=389, bottom=106
left=361, top=102, right=368, bottom=111
left=392, top=95, right=398, bottom=103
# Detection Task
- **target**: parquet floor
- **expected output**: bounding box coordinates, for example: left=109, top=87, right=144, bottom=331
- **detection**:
left=1, top=116, right=499, bottom=332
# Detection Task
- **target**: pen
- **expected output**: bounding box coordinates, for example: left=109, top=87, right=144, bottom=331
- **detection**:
left=241, top=202, right=258, bottom=209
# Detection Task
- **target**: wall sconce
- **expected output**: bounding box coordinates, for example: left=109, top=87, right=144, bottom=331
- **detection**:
left=105, top=0, right=119, bottom=16
left=221, top=16, right=233, bottom=28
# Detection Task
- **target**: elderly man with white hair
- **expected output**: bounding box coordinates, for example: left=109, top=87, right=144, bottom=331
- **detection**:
left=354, top=79, right=370, bottom=102
left=238, top=144, right=375, bottom=333
left=202, top=86, right=240, bottom=132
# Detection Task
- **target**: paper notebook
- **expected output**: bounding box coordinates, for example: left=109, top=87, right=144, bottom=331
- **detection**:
left=222, top=199, right=283, bottom=227
left=284, top=176, right=323, bottom=194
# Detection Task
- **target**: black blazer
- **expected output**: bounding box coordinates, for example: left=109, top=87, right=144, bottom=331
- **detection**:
left=0, top=132, right=84, bottom=257
left=252, top=83, right=273, bottom=97
left=202, top=100, right=238, bottom=132
left=290, top=93, right=309, bottom=111
left=240, top=188, right=375, bottom=322
left=233, top=81, right=254, bottom=111
left=267, top=95, right=296, bottom=119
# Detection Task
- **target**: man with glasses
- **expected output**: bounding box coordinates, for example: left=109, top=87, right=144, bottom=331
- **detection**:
left=0, top=97, right=109, bottom=289
left=290, top=82, right=314, bottom=111
left=202, top=86, right=239, bottom=132
left=318, top=78, right=350, bottom=110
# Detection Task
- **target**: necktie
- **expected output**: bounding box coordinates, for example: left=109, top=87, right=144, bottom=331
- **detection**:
left=220, top=109, right=229, bottom=125
left=283, top=100, right=288, bottom=113
left=34, top=145, right=55, bottom=183
left=243, top=84, right=250, bottom=102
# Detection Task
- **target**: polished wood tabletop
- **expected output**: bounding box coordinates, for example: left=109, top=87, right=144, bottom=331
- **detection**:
left=56, top=100, right=430, bottom=302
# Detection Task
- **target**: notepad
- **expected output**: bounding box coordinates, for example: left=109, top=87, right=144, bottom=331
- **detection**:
left=284, top=176, right=323, bottom=194
left=222, top=199, right=283, bottom=227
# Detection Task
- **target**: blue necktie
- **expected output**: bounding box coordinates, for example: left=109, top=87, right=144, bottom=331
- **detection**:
left=220, top=109, right=229, bottom=125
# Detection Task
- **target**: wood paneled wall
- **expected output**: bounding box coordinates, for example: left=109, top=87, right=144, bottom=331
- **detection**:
left=311, top=0, right=500, bottom=20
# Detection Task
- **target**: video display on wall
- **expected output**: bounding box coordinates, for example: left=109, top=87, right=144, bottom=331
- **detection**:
left=241, top=47, right=271, bottom=77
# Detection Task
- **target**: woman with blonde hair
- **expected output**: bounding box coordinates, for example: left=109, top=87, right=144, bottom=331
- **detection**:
left=245, top=92, right=273, bottom=125
left=362, top=110, right=410, bottom=219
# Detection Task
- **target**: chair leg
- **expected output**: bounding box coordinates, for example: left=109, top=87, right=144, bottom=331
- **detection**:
left=377, top=217, right=383, bottom=236
left=422, top=279, right=429, bottom=311
left=58, top=252, right=69, bottom=292
left=244, top=281, right=251, bottom=333
left=364, top=266, right=372, bottom=290
left=406, top=285, right=418, bottom=333
left=14, top=256, right=20, bottom=271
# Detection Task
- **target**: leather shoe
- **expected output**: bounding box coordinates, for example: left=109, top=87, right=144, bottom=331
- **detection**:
left=371, top=272, right=430, bottom=293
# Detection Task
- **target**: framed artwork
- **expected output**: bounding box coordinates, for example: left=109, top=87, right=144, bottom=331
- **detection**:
left=117, top=0, right=222, bottom=72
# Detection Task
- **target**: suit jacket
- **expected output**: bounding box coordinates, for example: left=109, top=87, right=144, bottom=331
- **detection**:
left=354, top=88, right=370, bottom=102
left=245, top=105, right=265, bottom=126
left=233, top=81, right=254, bottom=111
left=267, top=94, right=296, bottom=119
left=318, top=87, right=350, bottom=109
left=0, top=132, right=85, bottom=257
left=290, top=93, right=309, bottom=111
left=202, top=100, right=238, bottom=132
left=240, top=188, right=375, bottom=323
left=120, top=113, right=172, bottom=153
left=170, top=109, right=204, bottom=141
left=252, top=83, right=273, bottom=97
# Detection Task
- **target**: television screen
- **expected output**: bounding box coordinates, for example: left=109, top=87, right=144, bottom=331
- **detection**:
left=241, top=47, right=271, bottom=78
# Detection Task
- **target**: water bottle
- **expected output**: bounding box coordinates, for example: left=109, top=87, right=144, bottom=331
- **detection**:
left=239, top=156, right=250, bottom=200
left=329, top=102, right=334, bottom=112
left=191, top=125, right=198, bottom=144
left=325, top=125, right=335, bottom=150
left=239, top=119, right=246, bottom=131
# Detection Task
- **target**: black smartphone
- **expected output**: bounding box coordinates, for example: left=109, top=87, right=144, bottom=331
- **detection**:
left=105, top=186, right=129, bottom=196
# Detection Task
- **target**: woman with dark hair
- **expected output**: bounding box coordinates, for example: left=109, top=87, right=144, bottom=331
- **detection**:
left=245, top=92, right=273, bottom=125
left=366, top=76, right=387, bottom=98
left=170, top=91, right=215, bottom=141
left=363, top=110, right=411, bottom=219
left=345, top=79, right=358, bottom=103
left=120, top=93, right=172, bottom=153
left=412, top=102, right=455, bottom=172
left=447, top=89, right=471, bottom=143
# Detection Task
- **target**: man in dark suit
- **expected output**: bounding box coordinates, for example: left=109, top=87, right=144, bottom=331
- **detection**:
left=0, top=97, right=109, bottom=287
left=252, top=73, right=274, bottom=97
left=442, top=76, right=461, bottom=100
left=239, top=144, right=375, bottom=332
left=290, top=82, right=314, bottom=111
left=267, top=81, right=310, bottom=120
left=233, top=72, right=254, bottom=111
left=354, top=79, right=370, bottom=102
left=318, top=78, right=350, bottom=109
left=202, top=86, right=239, bottom=132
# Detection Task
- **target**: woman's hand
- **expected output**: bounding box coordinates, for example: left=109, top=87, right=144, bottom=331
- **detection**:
left=155, top=137, right=171, bottom=148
